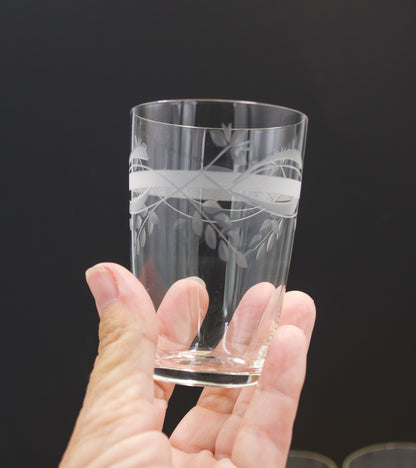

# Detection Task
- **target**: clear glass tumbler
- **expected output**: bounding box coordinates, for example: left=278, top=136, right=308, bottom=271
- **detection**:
left=287, top=450, right=338, bottom=468
left=342, top=442, right=416, bottom=468
left=129, top=99, right=308, bottom=387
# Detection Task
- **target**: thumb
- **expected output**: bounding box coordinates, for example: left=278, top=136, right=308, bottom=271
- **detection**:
left=60, top=263, right=165, bottom=468
left=84, top=263, right=158, bottom=407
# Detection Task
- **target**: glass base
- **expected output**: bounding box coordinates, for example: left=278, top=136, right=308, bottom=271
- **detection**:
left=154, top=352, right=261, bottom=387
left=154, top=367, right=260, bottom=387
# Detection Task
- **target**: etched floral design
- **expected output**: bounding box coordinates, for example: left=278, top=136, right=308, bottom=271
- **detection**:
left=187, top=200, right=249, bottom=268
left=133, top=209, right=160, bottom=255
left=209, top=123, right=250, bottom=165
left=129, top=122, right=302, bottom=269
left=129, top=136, right=148, bottom=166
left=247, top=218, right=283, bottom=261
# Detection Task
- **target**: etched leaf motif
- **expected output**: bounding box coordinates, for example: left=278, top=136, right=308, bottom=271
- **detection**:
left=249, top=234, right=262, bottom=248
left=260, top=219, right=272, bottom=232
left=149, top=211, right=159, bottom=225
left=218, top=240, right=230, bottom=262
left=214, top=212, right=231, bottom=230
left=256, top=242, right=266, bottom=261
left=205, top=224, right=217, bottom=249
left=235, top=251, right=248, bottom=269
left=140, top=206, right=148, bottom=218
left=203, top=200, right=222, bottom=214
left=230, top=131, right=250, bottom=164
left=129, top=139, right=148, bottom=163
left=210, top=129, right=228, bottom=147
left=148, top=221, right=154, bottom=236
left=209, top=123, right=233, bottom=147
left=192, top=211, right=203, bottom=237
left=222, top=123, right=232, bottom=142
left=271, top=220, right=280, bottom=234
left=129, top=190, right=149, bottom=215
left=140, top=228, right=147, bottom=248
left=147, top=211, right=159, bottom=235
left=266, top=233, right=276, bottom=252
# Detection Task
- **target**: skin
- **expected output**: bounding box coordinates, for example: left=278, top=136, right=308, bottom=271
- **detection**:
left=59, top=263, right=316, bottom=468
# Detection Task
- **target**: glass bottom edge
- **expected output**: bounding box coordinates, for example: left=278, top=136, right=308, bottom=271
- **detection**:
left=154, top=367, right=260, bottom=388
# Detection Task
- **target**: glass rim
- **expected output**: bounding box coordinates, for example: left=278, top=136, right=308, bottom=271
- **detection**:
left=131, top=98, right=308, bottom=131
left=342, top=441, right=416, bottom=467
left=288, top=450, right=338, bottom=468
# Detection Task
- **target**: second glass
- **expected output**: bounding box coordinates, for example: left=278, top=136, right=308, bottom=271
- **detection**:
left=287, top=450, right=338, bottom=468
left=129, top=99, right=308, bottom=387
left=342, top=442, right=416, bottom=468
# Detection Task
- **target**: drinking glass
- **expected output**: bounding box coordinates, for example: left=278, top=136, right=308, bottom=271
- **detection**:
left=342, top=442, right=416, bottom=468
left=129, top=99, right=308, bottom=387
left=287, top=450, right=338, bottom=468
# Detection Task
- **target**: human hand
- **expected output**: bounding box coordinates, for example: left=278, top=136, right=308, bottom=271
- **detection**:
left=60, top=263, right=315, bottom=468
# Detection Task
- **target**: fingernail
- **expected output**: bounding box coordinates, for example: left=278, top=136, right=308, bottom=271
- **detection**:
left=187, top=276, right=206, bottom=287
left=85, top=265, right=119, bottom=315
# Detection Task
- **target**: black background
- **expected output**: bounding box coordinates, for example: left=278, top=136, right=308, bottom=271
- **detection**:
left=2, top=1, right=416, bottom=466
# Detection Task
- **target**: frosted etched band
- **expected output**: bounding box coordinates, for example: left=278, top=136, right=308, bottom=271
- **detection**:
left=129, top=170, right=301, bottom=216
